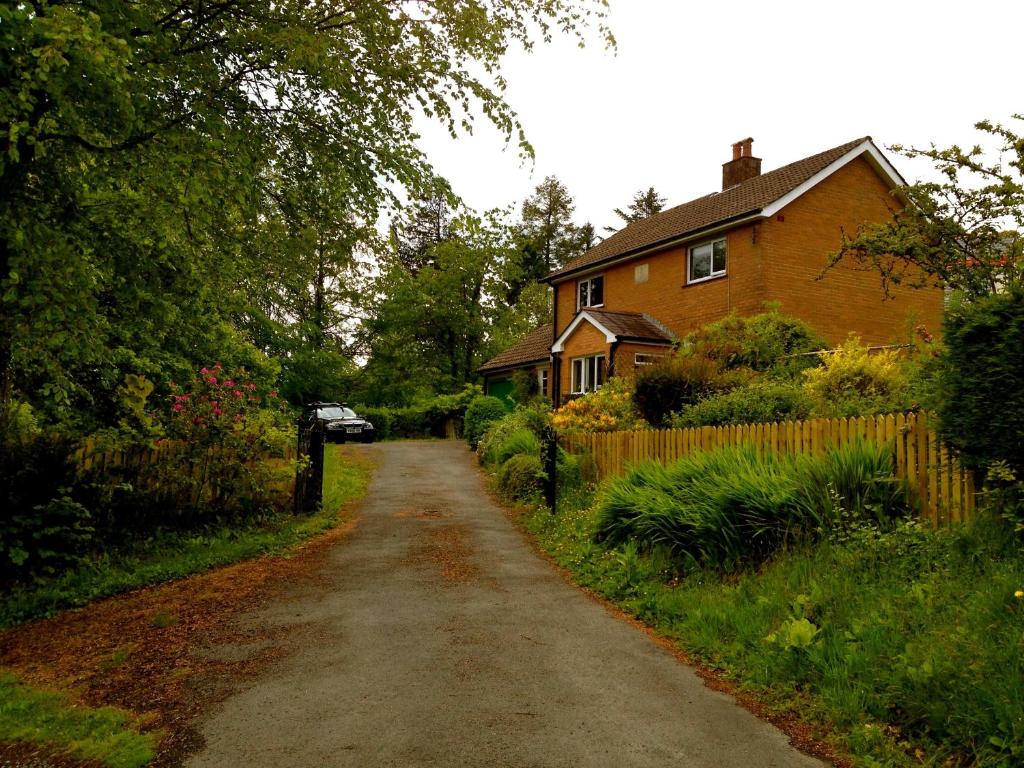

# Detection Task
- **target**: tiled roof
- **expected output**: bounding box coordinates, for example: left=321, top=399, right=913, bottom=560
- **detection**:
left=586, top=309, right=674, bottom=343
left=547, top=137, right=872, bottom=281
left=477, top=323, right=553, bottom=373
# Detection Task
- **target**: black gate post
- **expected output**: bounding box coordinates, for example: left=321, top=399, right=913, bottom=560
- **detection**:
left=542, top=425, right=558, bottom=512
left=294, top=418, right=325, bottom=514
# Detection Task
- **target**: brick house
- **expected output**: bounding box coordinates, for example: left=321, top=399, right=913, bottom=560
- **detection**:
left=480, top=136, right=944, bottom=404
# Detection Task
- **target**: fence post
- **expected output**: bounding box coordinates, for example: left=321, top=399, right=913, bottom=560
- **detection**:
left=294, top=417, right=325, bottom=514
left=542, top=425, right=558, bottom=512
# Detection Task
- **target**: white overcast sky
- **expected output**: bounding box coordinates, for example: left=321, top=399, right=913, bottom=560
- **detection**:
left=413, top=0, right=1023, bottom=230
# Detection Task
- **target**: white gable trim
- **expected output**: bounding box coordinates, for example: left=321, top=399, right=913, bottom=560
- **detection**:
left=761, top=140, right=905, bottom=218
left=551, top=311, right=618, bottom=353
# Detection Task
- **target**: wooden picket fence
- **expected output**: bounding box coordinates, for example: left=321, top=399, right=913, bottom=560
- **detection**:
left=560, top=411, right=977, bottom=526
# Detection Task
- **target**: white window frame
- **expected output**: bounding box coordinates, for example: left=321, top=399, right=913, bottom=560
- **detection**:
left=537, top=367, right=549, bottom=398
left=576, top=274, right=605, bottom=310
left=634, top=352, right=666, bottom=367
left=687, top=238, right=727, bottom=284
left=570, top=354, right=606, bottom=394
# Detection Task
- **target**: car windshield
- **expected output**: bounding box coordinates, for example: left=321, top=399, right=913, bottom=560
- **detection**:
left=317, top=406, right=357, bottom=419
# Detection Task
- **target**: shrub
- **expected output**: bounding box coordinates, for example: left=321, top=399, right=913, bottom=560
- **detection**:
left=682, top=307, right=827, bottom=378
left=464, top=395, right=507, bottom=448
left=936, top=286, right=1024, bottom=474
left=802, top=336, right=911, bottom=417
left=672, top=380, right=815, bottom=428
left=632, top=355, right=726, bottom=427
left=510, top=368, right=540, bottom=404
left=556, top=448, right=584, bottom=491
left=150, top=364, right=294, bottom=523
left=552, top=376, right=645, bottom=433
left=496, top=453, right=544, bottom=501
left=490, top=429, right=541, bottom=467
left=594, top=441, right=909, bottom=571
left=357, top=407, right=394, bottom=439
left=477, top=404, right=550, bottom=466
left=0, top=434, right=94, bottom=581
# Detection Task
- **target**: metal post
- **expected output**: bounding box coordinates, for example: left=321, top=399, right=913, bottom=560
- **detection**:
left=294, top=418, right=325, bottom=514
left=542, top=425, right=558, bottom=511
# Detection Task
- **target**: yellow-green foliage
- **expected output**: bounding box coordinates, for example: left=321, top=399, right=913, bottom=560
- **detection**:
left=802, top=336, right=911, bottom=416
left=552, top=377, right=646, bottom=433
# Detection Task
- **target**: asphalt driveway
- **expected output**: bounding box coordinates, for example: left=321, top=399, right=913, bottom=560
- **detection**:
left=186, top=441, right=824, bottom=768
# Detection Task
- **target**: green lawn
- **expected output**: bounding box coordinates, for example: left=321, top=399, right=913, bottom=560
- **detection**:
left=0, top=673, right=155, bottom=768
left=0, top=447, right=372, bottom=628
left=521, top=486, right=1024, bottom=767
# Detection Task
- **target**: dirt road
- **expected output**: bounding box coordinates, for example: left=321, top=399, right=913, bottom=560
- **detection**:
left=186, top=441, right=824, bottom=767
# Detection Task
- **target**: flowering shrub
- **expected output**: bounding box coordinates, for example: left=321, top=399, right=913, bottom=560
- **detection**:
left=802, top=336, right=912, bottom=417
left=152, top=363, right=295, bottom=521
left=552, top=378, right=646, bottom=433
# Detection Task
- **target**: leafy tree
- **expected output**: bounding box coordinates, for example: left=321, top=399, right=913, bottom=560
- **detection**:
left=1, top=0, right=610, bottom=430
left=392, top=177, right=460, bottom=276
left=825, top=118, right=1024, bottom=300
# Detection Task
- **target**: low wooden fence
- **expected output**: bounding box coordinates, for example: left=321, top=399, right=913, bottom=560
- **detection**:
left=560, top=412, right=976, bottom=525
left=74, top=438, right=299, bottom=496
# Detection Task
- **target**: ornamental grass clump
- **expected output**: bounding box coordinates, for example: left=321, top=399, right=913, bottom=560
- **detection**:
left=595, top=441, right=910, bottom=571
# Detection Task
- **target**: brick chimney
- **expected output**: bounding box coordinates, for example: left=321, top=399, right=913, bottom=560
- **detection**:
left=722, top=137, right=761, bottom=190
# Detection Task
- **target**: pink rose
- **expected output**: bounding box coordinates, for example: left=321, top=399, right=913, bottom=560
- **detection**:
left=173, top=403, right=184, bottom=412
left=224, top=379, right=235, bottom=387
left=233, top=389, right=243, bottom=398
left=200, top=368, right=209, bottom=375
left=206, top=376, right=217, bottom=385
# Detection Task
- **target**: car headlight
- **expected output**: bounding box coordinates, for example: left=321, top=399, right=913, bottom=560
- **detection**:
left=364, top=422, right=374, bottom=430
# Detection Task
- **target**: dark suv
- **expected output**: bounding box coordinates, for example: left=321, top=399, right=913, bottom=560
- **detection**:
left=302, top=402, right=376, bottom=444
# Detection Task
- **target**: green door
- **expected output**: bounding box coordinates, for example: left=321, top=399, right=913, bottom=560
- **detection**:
left=487, top=377, right=515, bottom=410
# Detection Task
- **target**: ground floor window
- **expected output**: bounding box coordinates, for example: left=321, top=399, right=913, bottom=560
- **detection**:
left=571, top=354, right=605, bottom=394
left=634, top=352, right=667, bottom=367
left=538, top=367, right=549, bottom=398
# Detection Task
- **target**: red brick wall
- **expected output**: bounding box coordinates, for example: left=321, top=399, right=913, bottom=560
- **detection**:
left=612, top=342, right=672, bottom=378
left=553, top=223, right=766, bottom=340
left=549, top=153, right=944, bottom=397
left=760, top=156, right=944, bottom=345
left=558, top=322, right=611, bottom=396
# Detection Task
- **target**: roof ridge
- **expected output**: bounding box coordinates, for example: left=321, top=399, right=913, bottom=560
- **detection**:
left=619, top=136, right=870, bottom=229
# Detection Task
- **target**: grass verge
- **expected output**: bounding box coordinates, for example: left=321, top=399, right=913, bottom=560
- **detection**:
left=0, top=446, right=373, bottom=628
left=0, top=673, right=155, bottom=767
left=519, top=484, right=1024, bottom=767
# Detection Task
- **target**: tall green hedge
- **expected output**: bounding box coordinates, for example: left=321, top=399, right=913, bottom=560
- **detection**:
left=937, top=287, right=1024, bottom=473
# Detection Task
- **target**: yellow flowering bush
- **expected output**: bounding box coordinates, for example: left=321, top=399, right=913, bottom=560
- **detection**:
left=802, top=335, right=912, bottom=417
left=551, top=377, right=647, bottom=433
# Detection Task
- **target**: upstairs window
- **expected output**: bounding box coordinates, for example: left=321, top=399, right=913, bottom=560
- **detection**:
left=577, top=275, right=604, bottom=309
left=571, top=354, right=605, bottom=394
left=688, top=239, right=727, bottom=283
